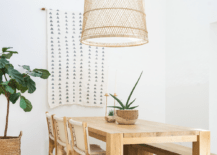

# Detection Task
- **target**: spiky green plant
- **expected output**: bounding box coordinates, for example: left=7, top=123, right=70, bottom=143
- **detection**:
left=108, top=110, right=114, bottom=116
left=0, top=47, right=50, bottom=138
left=108, top=72, right=143, bottom=110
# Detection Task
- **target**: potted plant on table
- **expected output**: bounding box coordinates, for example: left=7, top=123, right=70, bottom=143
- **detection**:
left=0, top=47, right=50, bottom=154
left=105, top=110, right=116, bottom=123
left=108, top=72, right=143, bottom=125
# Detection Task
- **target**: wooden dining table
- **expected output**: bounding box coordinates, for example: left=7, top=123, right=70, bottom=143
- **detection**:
left=70, top=117, right=210, bottom=155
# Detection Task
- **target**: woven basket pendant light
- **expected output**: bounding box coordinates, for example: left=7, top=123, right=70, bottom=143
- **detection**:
left=81, top=0, right=149, bottom=47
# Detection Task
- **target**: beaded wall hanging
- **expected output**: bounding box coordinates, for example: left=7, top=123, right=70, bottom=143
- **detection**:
left=47, top=10, right=108, bottom=108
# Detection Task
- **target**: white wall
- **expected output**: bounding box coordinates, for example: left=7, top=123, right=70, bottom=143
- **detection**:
left=165, top=0, right=217, bottom=153
left=210, top=22, right=217, bottom=154
left=165, top=0, right=210, bottom=129
left=208, top=0, right=217, bottom=23
left=0, top=0, right=166, bottom=154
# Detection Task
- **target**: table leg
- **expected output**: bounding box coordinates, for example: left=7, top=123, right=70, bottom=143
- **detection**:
left=106, top=133, right=123, bottom=155
left=193, top=131, right=210, bottom=155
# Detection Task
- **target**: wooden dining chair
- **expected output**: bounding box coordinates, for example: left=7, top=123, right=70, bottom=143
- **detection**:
left=68, top=119, right=106, bottom=155
left=53, top=116, right=71, bottom=155
left=45, top=112, right=56, bottom=155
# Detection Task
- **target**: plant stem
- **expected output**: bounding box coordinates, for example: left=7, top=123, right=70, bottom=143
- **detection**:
left=4, top=97, right=10, bottom=137
left=4, top=74, right=8, bottom=81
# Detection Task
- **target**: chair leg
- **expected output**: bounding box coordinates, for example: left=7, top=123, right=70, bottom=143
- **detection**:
left=57, top=144, right=66, bottom=155
left=68, top=150, right=72, bottom=155
left=71, top=150, right=80, bottom=155
left=49, top=138, right=55, bottom=155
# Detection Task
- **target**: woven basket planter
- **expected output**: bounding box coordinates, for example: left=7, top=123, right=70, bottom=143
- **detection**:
left=0, top=132, right=22, bottom=155
left=116, top=110, right=138, bottom=125
left=105, top=116, right=116, bottom=123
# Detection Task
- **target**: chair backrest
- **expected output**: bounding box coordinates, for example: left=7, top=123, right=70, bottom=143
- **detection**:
left=45, top=112, right=55, bottom=138
left=68, top=119, right=89, bottom=154
left=53, top=116, right=70, bottom=147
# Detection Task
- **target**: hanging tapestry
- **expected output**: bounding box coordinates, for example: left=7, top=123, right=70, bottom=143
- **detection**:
left=47, top=9, right=108, bottom=108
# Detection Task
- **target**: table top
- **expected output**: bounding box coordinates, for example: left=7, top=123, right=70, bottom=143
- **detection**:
left=70, top=117, right=200, bottom=138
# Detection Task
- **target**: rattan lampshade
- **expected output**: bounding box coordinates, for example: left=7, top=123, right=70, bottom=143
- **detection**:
left=81, top=0, right=149, bottom=47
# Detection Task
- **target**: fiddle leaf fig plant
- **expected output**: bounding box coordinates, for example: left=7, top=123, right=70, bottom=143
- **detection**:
left=108, top=71, right=143, bottom=110
left=0, top=47, right=50, bottom=138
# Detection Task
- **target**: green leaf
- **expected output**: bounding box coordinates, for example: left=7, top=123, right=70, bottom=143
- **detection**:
left=27, top=71, right=42, bottom=77
left=127, top=98, right=136, bottom=109
left=10, top=93, right=21, bottom=104
left=24, top=100, right=32, bottom=112
left=24, top=76, right=36, bottom=94
left=33, top=69, right=50, bottom=79
left=0, top=57, right=9, bottom=69
left=21, top=66, right=42, bottom=77
left=2, top=50, right=17, bottom=59
left=15, top=82, right=28, bottom=93
left=0, top=70, right=3, bottom=83
left=6, top=51, right=18, bottom=54
left=8, top=79, right=17, bottom=90
left=126, top=72, right=143, bottom=107
left=20, top=65, right=31, bottom=71
left=4, top=64, right=14, bottom=70
left=1, top=81, right=9, bottom=85
left=20, top=96, right=26, bottom=109
left=5, top=85, right=15, bottom=94
left=2, top=51, right=18, bottom=59
left=107, top=106, right=124, bottom=110
left=128, top=105, right=139, bottom=110
left=110, top=94, right=125, bottom=109
left=20, top=96, right=32, bottom=112
left=2, top=47, right=12, bottom=52
left=7, top=67, right=25, bottom=85
left=2, top=53, right=13, bottom=59
left=0, top=85, right=5, bottom=95
left=2, top=80, right=17, bottom=94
